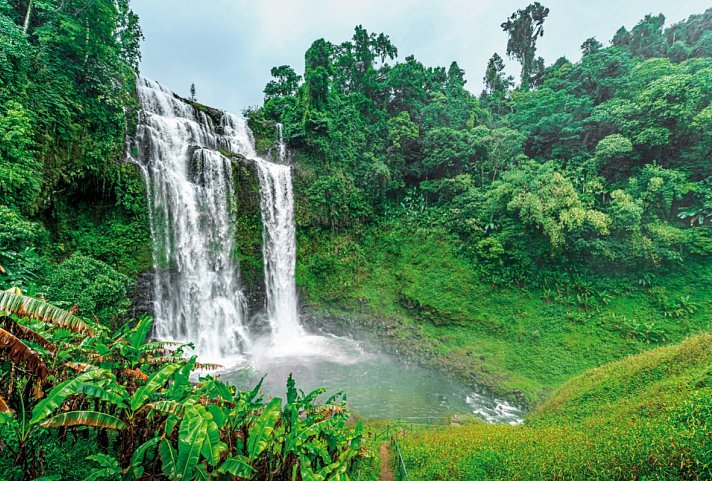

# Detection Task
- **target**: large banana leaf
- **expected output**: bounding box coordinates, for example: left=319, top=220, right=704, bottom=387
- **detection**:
left=32, top=368, right=112, bottom=424
left=0, top=327, right=49, bottom=379
left=175, top=406, right=208, bottom=480
left=247, top=397, right=282, bottom=459
left=147, top=400, right=188, bottom=417
left=127, top=315, right=153, bottom=348
left=0, top=289, right=96, bottom=335
left=159, top=438, right=178, bottom=478
left=197, top=376, right=234, bottom=401
left=75, top=380, right=128, bottom=407
left=83, top=454, right=121, bottom=481
left=126, top=437, right=160, bottom=480
left=131, top=437, right=160, bottom=465
left=166, top=357, right=196, bottom=398
left=218, top=456, right=255, bottom=479
left=194, top=464, right=210, bottom=481
left=299, top=455, right=326, bottom=481
left=244, top=375, right=265, bottom=404
left=287, top=373, right=298, bottom=404
left=1, top=318, right=57, bottom=354
left=40, top=410, right=125, bottom=429
left=130, top=363, right=180, bottom=411
left=200, top=406, right=227, bottom=466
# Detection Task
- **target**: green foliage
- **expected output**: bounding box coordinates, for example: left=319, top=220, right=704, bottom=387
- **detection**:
left=44, top=254, right=132, bottom=326
left=0, top=0, right=148, bottom=314
left=398, top=334, right=712, bottom=480
left=264, top=65, right=301, bottom=99
left=0, top=205, right=48, bottom=290
left=490, top=160, right=610, bottom=249
left=0, top=292, right=367, bottom=481
left=260, top=7, right=712, bottom=283
left=0, top=100, right=41, bottom=215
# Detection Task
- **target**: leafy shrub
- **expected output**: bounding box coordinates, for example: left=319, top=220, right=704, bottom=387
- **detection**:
left=0, top=206, right=48, bottom=290
left=44, top=254, right=132, bottom=324
left=612, top=315, right=668, bottom=343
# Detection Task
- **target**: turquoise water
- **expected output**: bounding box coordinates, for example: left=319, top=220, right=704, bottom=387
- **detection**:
left=220, top=333, right=523, bottom=424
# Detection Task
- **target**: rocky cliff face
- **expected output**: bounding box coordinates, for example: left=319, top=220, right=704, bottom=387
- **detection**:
left=128, top=268, right=155, bottom=319
left=231, top=155, right=267, bottom=318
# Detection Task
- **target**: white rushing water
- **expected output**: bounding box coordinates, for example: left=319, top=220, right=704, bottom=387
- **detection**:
left=254, top=124, right=305, bottom=347
left=134, top=77, right=255, bottom=363
left=134, top=78, right=306, bottom=362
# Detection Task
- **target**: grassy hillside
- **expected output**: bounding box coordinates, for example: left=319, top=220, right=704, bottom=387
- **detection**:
left=396, top=333, right=712, bottom=480
left=296, top=221, right=712, bottom=405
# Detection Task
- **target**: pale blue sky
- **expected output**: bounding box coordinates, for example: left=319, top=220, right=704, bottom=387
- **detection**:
left=133, top=0, right=710, bottom=113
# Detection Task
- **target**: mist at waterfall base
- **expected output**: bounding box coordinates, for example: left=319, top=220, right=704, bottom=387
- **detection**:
left=135, top=77, right=522, bottom=424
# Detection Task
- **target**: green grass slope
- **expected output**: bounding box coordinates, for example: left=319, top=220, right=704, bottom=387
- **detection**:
left=398, top=333, right=712, bottom=480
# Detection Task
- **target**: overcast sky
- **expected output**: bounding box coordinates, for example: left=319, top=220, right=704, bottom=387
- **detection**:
left=133, top=0, right=710, bottom=113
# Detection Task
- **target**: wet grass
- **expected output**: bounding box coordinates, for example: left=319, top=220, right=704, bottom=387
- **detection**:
left=396, top=333, right=712, bottom=480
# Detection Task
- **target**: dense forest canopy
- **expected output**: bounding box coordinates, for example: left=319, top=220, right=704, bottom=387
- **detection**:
left=0, top=1, right=711, bottom=480
left=254, top=8, right=712, bottom=281
left=0, top=0, right=149, bottom=323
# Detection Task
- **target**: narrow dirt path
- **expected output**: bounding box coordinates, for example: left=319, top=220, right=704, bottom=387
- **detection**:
left=379, top=443, right=395, bottom=481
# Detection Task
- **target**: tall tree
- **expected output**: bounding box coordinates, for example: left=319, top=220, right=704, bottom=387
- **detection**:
left=581, top=37, right=603, bottom=56
left=189, top=83, right=197, bottom=101
left=446, top=61, right=466, bottom=89
left=264, top=65, right=301, bottom=99
left=483, top=53, right=510, bottom=95
left=628, top=14, right=666, bottom=58
left=501, top=2, right=550, bottom=90
left=304, top=38, right=333, bottom=111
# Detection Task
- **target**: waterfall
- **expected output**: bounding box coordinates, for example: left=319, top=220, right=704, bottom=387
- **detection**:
left=254, top=124, right=305, bottom=345
left=134, top=78, right=306, bottom=361
left=134, top=77, right=255, bottom=363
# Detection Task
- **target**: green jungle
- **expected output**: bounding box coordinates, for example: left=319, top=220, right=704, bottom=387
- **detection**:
left=0, top=0, right=710, bottom=479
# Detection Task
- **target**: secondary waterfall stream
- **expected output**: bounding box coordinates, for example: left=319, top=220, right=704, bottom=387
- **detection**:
left=254, top=126, right=305, bottom=345
left=134, top=77, right=523, bottom=423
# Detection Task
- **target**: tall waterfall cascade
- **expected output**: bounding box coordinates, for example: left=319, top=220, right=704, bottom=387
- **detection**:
left=133, top=78, right=305, bottom=362
left=254, top=124, right=305, bottom=345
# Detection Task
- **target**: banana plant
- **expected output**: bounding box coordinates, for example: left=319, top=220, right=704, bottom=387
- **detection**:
left=133, top=375, right=277, bottom=481
left=157, top=404, right=228, bottom=480
left=115, top=362, right=182, bottom=463
left=0, top=368, right=126, bottom=480
left=83, top=454, right=122, bottom=481
left=0, top=288, right=98, bottom=336
left=278, top=375, right=361, bottom=480
left=0, top=288, right=104, bottom=404
left=0, top=287, right=369, bottom=480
